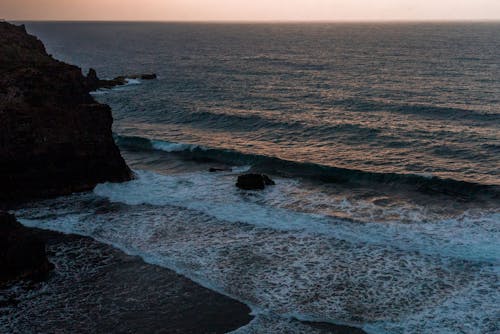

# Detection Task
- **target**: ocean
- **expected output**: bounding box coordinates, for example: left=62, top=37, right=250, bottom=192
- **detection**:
left=15, top=22, right=500, bottom=333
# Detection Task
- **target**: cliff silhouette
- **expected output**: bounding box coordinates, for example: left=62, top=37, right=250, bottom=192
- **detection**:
left=0, top=22, right=131, bottom=203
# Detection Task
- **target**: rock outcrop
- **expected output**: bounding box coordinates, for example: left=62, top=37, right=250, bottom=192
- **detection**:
left=86, top=69, right=157, bottom=90
left=0, top=22, right=131, bottom=202
left=0, top=212, right=54, bottom=285
left=236, top=174, right=275, bottom=190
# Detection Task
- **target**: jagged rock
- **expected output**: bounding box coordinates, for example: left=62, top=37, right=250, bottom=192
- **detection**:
left=0, top=22, right=131, bottom=202
left=138, top=73, right=157, bottom=80
left=86, top=69, right=157, bottom=90
left=85, top=68, right=100, bottom=90
left=236, top=174, right=275, bottom=190
left=0, top=212, right=54, bottom=285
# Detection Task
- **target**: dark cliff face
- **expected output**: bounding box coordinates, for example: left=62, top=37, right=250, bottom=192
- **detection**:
left=0, top=211, right=54, bottom=285
left=0, top=22, right=131, bottom=203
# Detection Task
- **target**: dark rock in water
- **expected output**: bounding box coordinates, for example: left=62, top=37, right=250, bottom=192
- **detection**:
left=138, top=73, right=157, bottom=80
left=262, top=174, right=276, bottom=186
left=93, top=75, right=127, bottom=89
left=86, top=69, right=127, bottom=90
left=0, top=22, right=131, bottom=202
left=84, top=67, right=119, bottom=90
left=116, top=73, right=158, bottom=81
left=0, top=212, right=54, bottom=285
left=86, top=69, right=158, bottom=90
left=209, top=167, right=232, bottom=173
left=85, top=68, right=100, bottom=89
left=236, top=174, right=276, bottom=190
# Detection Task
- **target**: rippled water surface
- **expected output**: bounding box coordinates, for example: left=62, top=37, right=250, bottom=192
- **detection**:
left=26, top=22, right=500, bottom=185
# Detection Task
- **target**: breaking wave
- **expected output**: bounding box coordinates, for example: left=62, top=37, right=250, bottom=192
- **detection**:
left=114, top=134, right=500, bottom=200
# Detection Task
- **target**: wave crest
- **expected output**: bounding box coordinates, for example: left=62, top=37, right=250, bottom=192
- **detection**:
left=114, top=134, right=500, bottom=200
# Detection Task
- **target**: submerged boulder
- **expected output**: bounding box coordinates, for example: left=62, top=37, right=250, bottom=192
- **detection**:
left=209, top=167, right=232, bottom=173
left=0, top=212, right=54, bottom=285
left=137, top=73, right=157, bottom=80
left=236, top=174, right=275, bottom=190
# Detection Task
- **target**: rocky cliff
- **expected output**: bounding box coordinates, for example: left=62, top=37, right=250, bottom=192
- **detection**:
left=0, top=211, right=53, bottom=285
left=0, top=22, right=131, bottom=203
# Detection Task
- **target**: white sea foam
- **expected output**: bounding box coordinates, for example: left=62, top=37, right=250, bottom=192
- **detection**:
left=365, top=265, right=500, bottom=334
left=17, top=204, right=498, bottom=333
left=91, top=170, right=500, bottom=263
left=124, top=78, right=141, bottom=85
left=89, top=77, right=142, bottom=96
left=15, top=169, right=499, bottom=333
left=230, top=314, right=357, bottom=334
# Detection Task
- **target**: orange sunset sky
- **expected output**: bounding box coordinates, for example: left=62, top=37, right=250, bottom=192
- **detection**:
left=2, top=0, right=500, bottom=21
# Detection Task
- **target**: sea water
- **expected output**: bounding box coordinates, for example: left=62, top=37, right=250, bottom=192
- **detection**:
left=14, top=22, right=500, bottom=333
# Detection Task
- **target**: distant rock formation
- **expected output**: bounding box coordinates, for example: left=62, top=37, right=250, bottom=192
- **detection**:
left=0, top=212, right=53, bottom=285
left=86, top=69, right=157, bottom=90
left=236, top=174, right=275, bottom=190
left=0, top=22, right=131, bottom=203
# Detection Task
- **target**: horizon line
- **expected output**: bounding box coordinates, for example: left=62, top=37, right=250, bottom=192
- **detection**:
left=6, top=18, right=500, bottom=24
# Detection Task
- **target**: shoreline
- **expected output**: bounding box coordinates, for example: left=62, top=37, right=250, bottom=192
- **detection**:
left=1, top=225, right=368, bottom=334
left=1, top=228, right=253, bottom=334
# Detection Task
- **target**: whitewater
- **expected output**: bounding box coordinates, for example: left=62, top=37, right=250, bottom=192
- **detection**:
left=15, top=164, right=500, bottom=333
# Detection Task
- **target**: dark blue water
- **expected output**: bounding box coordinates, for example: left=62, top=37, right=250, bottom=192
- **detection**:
left=15, top=22, right=500, bottom=333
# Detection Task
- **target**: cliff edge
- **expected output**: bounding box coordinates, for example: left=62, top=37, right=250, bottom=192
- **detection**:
left=0, top=211, right=54, bottom=285
left=0, top=22, right=131, bottom=202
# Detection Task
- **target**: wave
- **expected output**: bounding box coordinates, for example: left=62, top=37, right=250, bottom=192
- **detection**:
left=163, top=109, right=385, bottom=141
left=15, top=169, right=500, bottom=331
left=17, top=197, right=500, bottom=333
left=115, top=135, right=204, bottom=152
left=114, top=134, right=500, bottom=200
left=333, top=98, right=500, bottom=122
left=90, top=169, right=500, bottom=263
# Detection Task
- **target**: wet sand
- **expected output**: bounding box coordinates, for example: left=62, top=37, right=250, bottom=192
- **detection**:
left=0, top=229, right=253, bottom=334
left=1, top=227, right=367, bottom=333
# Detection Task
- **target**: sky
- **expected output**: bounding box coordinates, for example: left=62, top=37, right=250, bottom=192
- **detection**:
left=2, top=0, right=500, bottom=21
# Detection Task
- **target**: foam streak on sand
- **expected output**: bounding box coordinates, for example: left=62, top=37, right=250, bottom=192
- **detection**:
left=15, top=169, right=500, bottom=334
